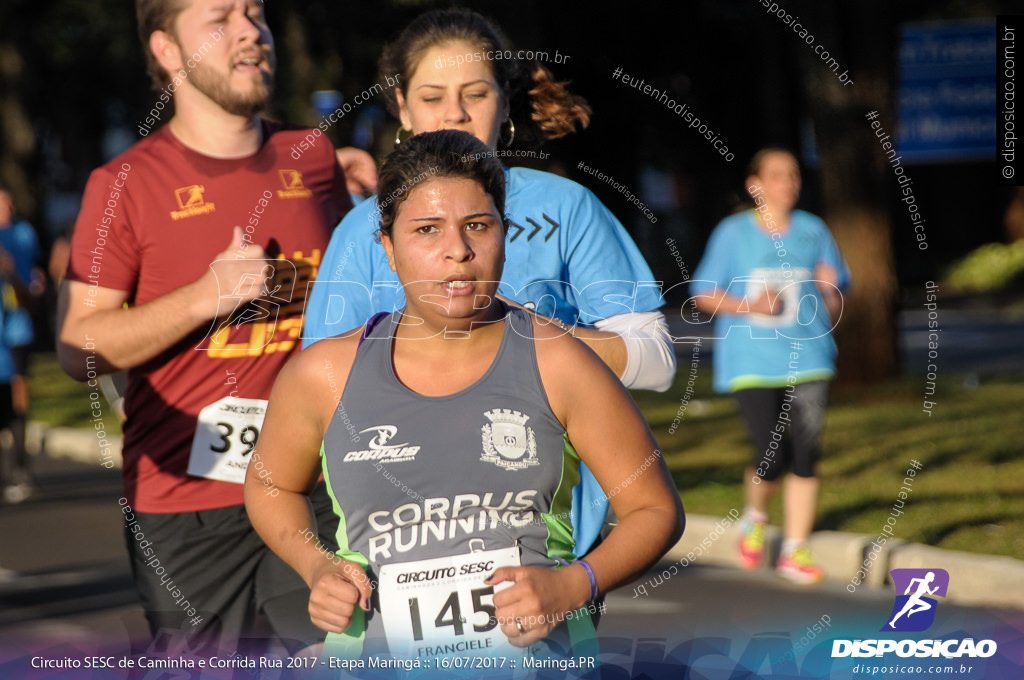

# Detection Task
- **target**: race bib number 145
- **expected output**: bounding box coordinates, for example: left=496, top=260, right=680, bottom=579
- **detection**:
left=378, top=546, right=522, bottom=660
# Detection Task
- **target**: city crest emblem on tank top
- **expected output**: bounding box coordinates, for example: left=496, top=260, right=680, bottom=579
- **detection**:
left=480, top=409, right=538, bottom=470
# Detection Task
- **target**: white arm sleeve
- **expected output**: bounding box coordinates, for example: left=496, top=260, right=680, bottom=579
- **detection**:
left=593, top=310, right=676, bottom=392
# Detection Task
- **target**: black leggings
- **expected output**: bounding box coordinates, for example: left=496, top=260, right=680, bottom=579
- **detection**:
left=734, top=380, right=829, bottom=482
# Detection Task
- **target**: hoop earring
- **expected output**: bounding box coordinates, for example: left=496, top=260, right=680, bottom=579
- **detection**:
left=500, top=119, right=515, bottom=147
left=394, top=126, right=412, bottom=147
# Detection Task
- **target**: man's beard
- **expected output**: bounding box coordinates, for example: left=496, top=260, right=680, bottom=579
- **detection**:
left=188, top=59, right=274, bottom=118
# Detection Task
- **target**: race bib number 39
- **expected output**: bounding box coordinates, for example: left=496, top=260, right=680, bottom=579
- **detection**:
left=187, top=397, right=267, bottom=484
left=379, top=546, right=521, bottom=660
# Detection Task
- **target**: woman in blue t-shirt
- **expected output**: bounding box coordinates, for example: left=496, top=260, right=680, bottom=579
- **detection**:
left=305, top=9, right=675, bottom=558
left=692, top=148, right=850, bottom=584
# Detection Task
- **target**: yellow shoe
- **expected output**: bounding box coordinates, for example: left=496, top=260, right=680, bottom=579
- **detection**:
left=738, top=522, right=766, bottom=569
left=777, top=546, right=825, bottom=584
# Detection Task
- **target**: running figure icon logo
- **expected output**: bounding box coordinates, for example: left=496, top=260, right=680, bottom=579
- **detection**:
left=170, top=184, right=217, bottom=220
left=882, top=568, right=950, bottom=632
left=276, top=169, right=314, bottom=199
left=364, top=425, right=407, bottom=450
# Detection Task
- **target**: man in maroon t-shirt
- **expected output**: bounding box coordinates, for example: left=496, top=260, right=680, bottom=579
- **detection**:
left=57, top=0, right=367, bottom=655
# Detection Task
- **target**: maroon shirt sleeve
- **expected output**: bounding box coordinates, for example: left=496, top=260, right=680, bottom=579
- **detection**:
left=66, top=163, right=140, bottom=294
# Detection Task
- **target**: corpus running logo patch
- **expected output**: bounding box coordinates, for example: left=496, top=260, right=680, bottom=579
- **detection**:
left=882, top=568, right=949, bottom=632
left=343, top=425, right=420, bottom=463
left=481, top=409, right=538, bottom=470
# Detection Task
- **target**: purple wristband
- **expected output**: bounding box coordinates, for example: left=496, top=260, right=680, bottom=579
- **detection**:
left=575, top=559, right=599, bottom=604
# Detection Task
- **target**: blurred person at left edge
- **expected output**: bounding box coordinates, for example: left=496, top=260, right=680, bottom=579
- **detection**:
left=56, top=0, right=374, bottom=657
left=0, top=187, right=45, bottom=505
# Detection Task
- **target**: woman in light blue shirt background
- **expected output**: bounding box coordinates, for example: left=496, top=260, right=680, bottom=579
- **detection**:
left=692, top=148, right=851, bottom=584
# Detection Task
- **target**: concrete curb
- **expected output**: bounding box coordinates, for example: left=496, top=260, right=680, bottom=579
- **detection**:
left=887, top=543, right=1024, bottom=610
left=28, top=422, right=1024, bottom=611
left=667, top=513, right=1024, bottom=611
left=29, top=422, right=122, bottom=469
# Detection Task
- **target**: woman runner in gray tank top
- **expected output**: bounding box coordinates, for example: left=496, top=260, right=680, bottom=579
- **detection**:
left=246, top=130, right=684, bottom=667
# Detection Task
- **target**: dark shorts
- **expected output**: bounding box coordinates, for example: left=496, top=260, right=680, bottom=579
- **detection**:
left=734, top=380, right=830, bottom=481
left=0, top=383, right=13, bottom=430
left=9, top=345, right=30, bottom=377
left=124, top=481, right=339, bottom=655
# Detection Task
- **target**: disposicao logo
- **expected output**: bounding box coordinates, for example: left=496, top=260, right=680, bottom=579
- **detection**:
left=832, top=568, right=997, bottom=659
left=883, top=568, right=949, bottom=632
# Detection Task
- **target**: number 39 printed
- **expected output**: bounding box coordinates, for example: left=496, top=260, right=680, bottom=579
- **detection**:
left=209, top=422, right=260, bottom=456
